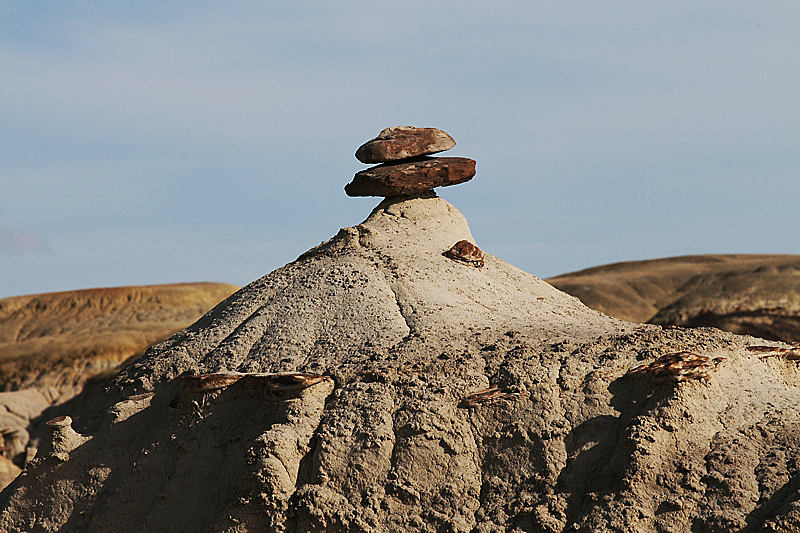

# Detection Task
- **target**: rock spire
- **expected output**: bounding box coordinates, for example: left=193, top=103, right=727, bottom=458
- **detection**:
left=345, top=126, right=476, bottom=197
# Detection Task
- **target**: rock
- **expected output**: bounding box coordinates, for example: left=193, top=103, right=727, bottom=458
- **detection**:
left=444, top=240, right=484, bottom=267
left=0, top=457, right=20, bottom=492
left=40, top=416, right=88, bottom=457
left=626, top=351, right=727, bottom=383
left=355, top=126, right=456, bottom=164
left=176, top=372, right=331, bottom=394
left=345, top=157, right=476, bottom=197
left=746, top=344, right=800, bottom=361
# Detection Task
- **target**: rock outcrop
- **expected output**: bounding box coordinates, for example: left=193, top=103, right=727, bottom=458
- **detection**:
left=355, top=126, right=456, bottom=164
left=445, top=239, right=485, bottom=268
left=3, top=133, right=800, bottom=532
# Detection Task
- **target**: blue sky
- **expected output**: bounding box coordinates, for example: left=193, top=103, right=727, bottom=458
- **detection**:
left=2, top=1, right=798, bottom=298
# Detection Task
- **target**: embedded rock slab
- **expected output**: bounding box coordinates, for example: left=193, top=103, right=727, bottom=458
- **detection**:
left=445, top=239, right=485, bottom=267
left=355, top=126, right=456, bottom=164
left=3, top=195, right=800, bottom=533
left=345, top=157, right=476, bottom=197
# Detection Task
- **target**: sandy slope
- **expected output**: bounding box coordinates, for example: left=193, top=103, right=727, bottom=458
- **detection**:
left=2, top=195, right=800, bottom=532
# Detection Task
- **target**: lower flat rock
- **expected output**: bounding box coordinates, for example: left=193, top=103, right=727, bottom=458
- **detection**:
left=345, top=157, right=476, bottom=197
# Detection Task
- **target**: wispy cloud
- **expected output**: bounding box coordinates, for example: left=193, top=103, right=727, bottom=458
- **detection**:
left=0, top=225, right=52, bottom=255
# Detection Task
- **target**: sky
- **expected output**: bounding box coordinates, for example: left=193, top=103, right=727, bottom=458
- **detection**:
left=2, top=1, right=799, bottom=299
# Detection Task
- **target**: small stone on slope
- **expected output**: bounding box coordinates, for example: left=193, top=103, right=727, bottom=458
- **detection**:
left=444, top=240, right=485, bottom=267
left=355, top=126, right=456, bottom=164
left=345, top=157, right=476, bottom=197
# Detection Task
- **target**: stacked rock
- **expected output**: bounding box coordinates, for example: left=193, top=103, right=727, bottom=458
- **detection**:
left=345, top=126, right=476, bottom=197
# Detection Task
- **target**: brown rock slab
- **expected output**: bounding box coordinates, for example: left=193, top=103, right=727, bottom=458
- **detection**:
left=460, top=386, right=529, bottom=408
left=345, top=157, right=476, bottom=197
left=746, top=344, right=800, bottom=361
left=355, top=126, right=456, bottom=164
left=626, top=351, right=727, bottom=384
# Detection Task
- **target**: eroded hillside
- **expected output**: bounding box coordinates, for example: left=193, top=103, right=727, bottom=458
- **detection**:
left=547, top=255, right=800, bottom=342
left=0, top=282, right=240, bottom=392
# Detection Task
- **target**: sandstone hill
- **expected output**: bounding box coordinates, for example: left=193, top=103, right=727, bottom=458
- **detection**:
left=0, top=283, right=238, bottom=487
left=2, top=128, right=800, bottom=532
left=546, top=255, right=800, bottom=343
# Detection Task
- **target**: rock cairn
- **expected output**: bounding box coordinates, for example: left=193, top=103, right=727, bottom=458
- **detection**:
left=345, top=126, right=476, bottom=197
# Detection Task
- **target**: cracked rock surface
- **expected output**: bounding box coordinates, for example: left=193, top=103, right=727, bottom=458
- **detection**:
left=3, top=194, right=800, bottom=532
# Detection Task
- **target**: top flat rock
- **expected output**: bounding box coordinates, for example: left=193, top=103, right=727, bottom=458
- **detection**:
left=355, top=126, right=456, bottom=163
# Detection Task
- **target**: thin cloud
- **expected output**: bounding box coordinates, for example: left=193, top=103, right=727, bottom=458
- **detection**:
left=0, top=225, right=52, bottom=255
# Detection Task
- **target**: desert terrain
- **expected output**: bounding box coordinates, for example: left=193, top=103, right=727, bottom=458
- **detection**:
left=2, top=194, right=799, bottom=532
left=547, top=254, right=800, bottom=343
left=0, top=282, right=238, bottom=487
left=2, top=128, right=798, bottom=531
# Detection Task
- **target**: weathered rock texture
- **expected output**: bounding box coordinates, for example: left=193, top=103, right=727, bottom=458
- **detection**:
left=547, top=254, right=800, bottom=343
left=355, top=126, right=456, bottom=164
left=345, top=156, right=476, bottom=197
left=0, top=457, right=19, bottom=493
left=3, top=196, right=800, bottom=532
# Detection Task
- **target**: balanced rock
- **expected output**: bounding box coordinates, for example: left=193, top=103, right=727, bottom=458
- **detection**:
left=345, top=156, right=476, bottom=197
left=355, top=126, right=456, bottom=164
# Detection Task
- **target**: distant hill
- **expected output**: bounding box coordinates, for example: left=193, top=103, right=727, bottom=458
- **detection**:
left=0, top=282, right=240, bottom=392
left=547, top=254, right=800, bottom=342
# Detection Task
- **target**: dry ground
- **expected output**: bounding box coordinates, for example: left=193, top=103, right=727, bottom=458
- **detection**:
left=547, top=254, right=800, bottom=343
